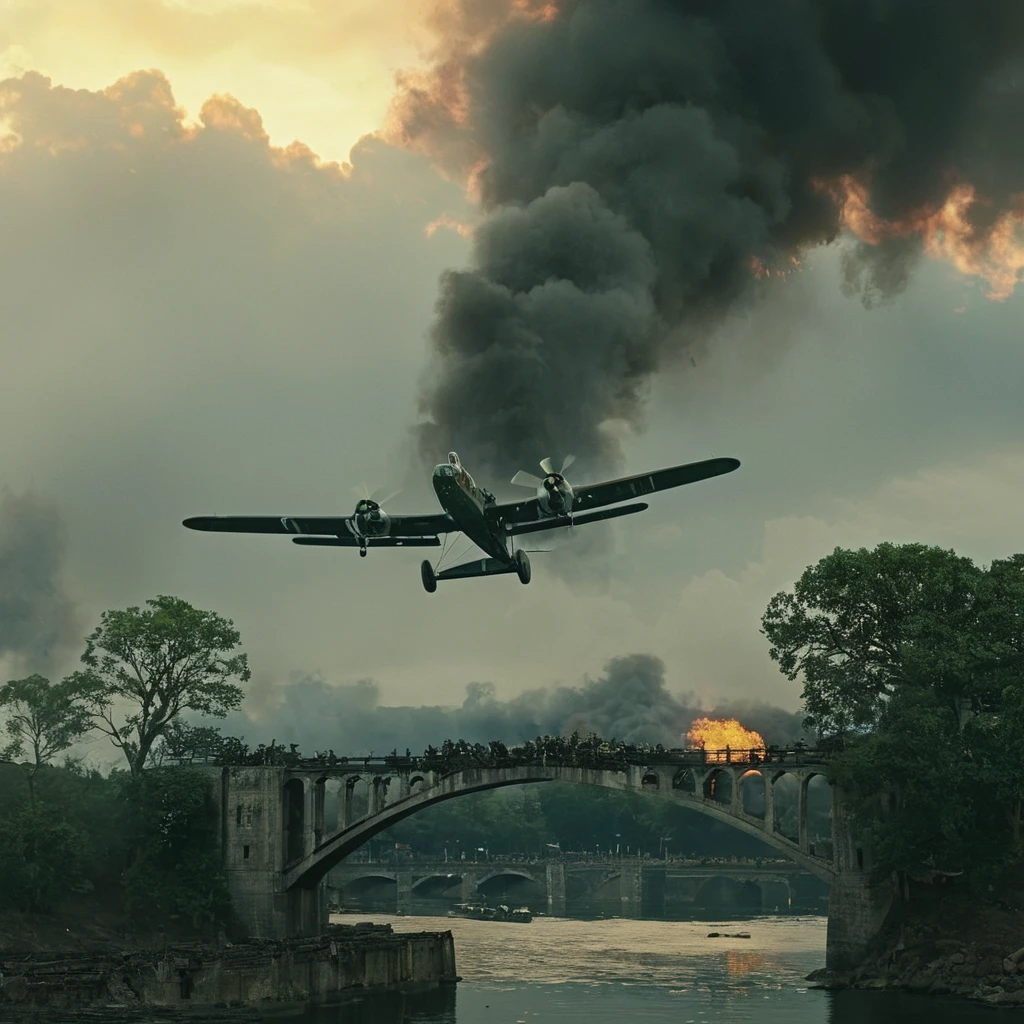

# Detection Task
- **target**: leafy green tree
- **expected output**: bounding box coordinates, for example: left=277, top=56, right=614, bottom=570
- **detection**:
left=0, top=806, right=91, bottom=912
left=965, top=677, right=1024, bottom=858
left=763, top=542, right=1024, bottom=878
left=761, top=543, right=1020, bottom=736
left=0, top=674, right=92, bottom=806
left=68, top=596, right=250, bottom=775
left=119, top=767, right=233, bottom=931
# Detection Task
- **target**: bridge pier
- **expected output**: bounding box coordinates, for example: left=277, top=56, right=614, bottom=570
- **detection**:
left=824, top=785, right=895, bottom=969
left=619, top=860, right=642, bottom=918
left=397, top=869, right=413, bottom=915
left=545, top=863, right=566, bottom=917
left=459, top=872, right=478, bottom=902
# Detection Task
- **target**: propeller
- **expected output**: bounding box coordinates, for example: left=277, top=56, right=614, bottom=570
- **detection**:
left=511, top=455, right=576, bottom=489
left=351, top=483, right=402, bottom=506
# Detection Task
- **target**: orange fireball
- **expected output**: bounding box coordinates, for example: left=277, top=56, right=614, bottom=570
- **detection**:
left=686, top=717, right=765, bottom=763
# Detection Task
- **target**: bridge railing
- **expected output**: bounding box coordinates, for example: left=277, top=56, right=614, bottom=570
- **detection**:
left=336, top=852, right=806, bottom=868
left=164, top=745, right=831, bottom=771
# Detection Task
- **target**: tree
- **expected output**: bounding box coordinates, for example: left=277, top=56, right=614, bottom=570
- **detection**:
left=0, top=674, right=92, bottom=806
left=69, top=596, right=250, bottom=775
left=762, top=542, right=1024, bottom=878
left=761, top=543, right=1020, bottom=736
left=0, top=806, right=91, bottom=913
left=119, top=767, right=233, bottom=931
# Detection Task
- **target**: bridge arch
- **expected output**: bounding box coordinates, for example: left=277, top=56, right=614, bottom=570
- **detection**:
left=641, top=771, right=660, bottom=790
left=703, top=768, right=732, bottom=805
left=476, top=869, right=535, bottom=887
left=283, top=765, right=835, bottom=891
left=283, top=778, right=305, bottom=864
left=739, top=769, right=765, bottom=819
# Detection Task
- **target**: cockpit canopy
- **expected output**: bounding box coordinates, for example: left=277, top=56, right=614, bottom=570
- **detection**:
left=447, top=452, right=461, bottom=468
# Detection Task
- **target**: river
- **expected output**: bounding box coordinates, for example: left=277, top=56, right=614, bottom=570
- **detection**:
left=300, top=912, right=999, bottom=1023
left=3, top=913, right=1002, bottom=1022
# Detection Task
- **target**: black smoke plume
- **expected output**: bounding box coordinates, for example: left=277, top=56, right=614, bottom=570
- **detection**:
left=394, top=0, right=1024, bottom=477
left=224, top=653, right=807, bottom=753
left=0, top=490, right=78, bottom=673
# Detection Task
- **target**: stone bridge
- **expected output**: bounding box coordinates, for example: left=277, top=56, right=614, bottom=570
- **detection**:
left=207, top=750, right=891, bottom=970
left=327, top=857, right=813, bottom=917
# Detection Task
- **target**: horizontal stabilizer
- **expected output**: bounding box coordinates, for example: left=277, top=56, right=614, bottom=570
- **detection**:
left=435, top=556, right=517, bottom=581
left=292, top=536, right=440, bottom=548
left=508, top=502, right=649, bottom=537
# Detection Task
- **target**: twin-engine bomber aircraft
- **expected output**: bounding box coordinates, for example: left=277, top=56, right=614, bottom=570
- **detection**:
left=183, top=452, right=740, bottom=593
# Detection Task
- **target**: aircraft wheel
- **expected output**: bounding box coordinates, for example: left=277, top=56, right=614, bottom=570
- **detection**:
left=420, top=560, right=438, bottom=593
left=514, top=549, right=531, bottom=585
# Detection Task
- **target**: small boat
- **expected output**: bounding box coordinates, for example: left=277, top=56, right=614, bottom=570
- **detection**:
left=447, top=902, right=533, bottom=923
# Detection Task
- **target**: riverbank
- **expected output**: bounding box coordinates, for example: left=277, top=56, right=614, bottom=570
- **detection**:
left=807, top=874, right=1024, bottom=1008
left=0, top=923, right=457, bottom=1010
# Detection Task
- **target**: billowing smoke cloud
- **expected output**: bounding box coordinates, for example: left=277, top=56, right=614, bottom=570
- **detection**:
left=393, top=0, right=1024, bottom=477
left=225, top=653, right=807, bottom=752
left=0, top=490, right=78, bottom=674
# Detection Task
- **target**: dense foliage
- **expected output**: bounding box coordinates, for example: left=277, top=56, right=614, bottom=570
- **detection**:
left=0, top=594, right=244, bottom=932
left=0, top=760, right=232, bottom=933
left=763, top=542, right=1024, bottom=879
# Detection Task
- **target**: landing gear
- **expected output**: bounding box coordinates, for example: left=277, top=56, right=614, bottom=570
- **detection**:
left=359, top=545, right=367, bottom=558
left=514, top=549, right=532, bottom=585
left=420, top=559, right=437, bottom=593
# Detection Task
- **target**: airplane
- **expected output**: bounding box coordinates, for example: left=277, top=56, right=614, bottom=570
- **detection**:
left=182, top=452, right=740, bottom=593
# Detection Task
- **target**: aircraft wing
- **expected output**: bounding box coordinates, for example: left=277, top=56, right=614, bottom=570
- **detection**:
left=182, top=513, right=457, bottom=537
left=570, top=457, right=740, bottom=513
left=490, top=457, right=739, bottom=527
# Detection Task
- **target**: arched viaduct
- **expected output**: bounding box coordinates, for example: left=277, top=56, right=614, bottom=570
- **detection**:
left=327, top=857, right=808, bottom=918
left=208, top=753, right=891, bottom=970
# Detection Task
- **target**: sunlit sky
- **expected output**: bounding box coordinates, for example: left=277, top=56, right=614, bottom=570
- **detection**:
left=1, top=0, right=427, bottom=163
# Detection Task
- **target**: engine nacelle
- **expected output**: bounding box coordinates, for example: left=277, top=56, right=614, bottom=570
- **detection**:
left=536, top=474, right=574, bottom=516
left=352, top=499, right=390, bottom=537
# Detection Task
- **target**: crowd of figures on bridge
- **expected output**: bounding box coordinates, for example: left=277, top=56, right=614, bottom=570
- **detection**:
left=169, top=730, right=829, bottom=773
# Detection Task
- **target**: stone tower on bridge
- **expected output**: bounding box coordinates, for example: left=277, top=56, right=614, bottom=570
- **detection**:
left=205, top=750, right=893, bottom=970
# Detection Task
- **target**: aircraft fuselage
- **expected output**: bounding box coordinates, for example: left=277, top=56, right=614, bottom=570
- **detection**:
left=432, top=454, right=509, bottom=563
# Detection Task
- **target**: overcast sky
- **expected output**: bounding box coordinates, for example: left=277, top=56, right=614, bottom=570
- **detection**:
left=2, top=2, right=1023, bottom=759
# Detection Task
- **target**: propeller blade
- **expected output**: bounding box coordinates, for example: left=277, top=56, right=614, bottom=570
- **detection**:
left=372, top=488, right=402, bottom=506
left=351, top=482, right=373, bottom=500
left=511, top=470, right=543, bottom=488
left=560, top=454, right=576, bottom=474
left=539, top=457, right=554, bottom=475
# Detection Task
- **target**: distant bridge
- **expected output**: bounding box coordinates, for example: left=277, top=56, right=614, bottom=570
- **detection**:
left=327, top=856, right=816, bottom=916
left=206, top=745, right=890, bottom=970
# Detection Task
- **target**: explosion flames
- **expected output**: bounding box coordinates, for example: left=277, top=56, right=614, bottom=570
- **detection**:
left=823, top=175, right=1024, bottom=302
left=390, top=0, right=1024, bottom=478
left=686, top=716, right=765, bottom=763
